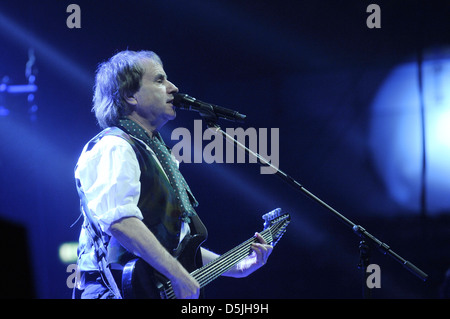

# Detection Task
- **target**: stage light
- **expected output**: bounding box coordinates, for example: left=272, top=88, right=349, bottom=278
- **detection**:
left=0, top=106, right=9, bottom=117
left=369, top=48, right=450, bottom=215
left=58, top=242, right=78, bottom=264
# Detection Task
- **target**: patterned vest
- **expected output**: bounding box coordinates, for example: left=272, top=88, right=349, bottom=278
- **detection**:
left=78, top=125, right=207, bottom=267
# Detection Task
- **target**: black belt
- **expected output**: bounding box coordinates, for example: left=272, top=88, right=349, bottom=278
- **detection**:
left=81, top=269, right=123, bottom=289
left=81, top=271, right=102, bottom=284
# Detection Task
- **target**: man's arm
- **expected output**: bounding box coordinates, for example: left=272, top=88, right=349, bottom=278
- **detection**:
left=201, top=233, right=273, bottom=278
left=110, top=216, right=200, bottom=299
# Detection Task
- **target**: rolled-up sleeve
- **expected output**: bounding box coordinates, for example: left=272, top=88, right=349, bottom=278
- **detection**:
left=75, top=135, right=143, bottom=236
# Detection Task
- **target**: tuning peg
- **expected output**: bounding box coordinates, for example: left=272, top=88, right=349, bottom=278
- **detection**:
left=262, top=208, right=282, bottom=222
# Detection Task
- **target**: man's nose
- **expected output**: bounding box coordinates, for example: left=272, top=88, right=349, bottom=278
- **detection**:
left=168, top=80, right=178, bottom=93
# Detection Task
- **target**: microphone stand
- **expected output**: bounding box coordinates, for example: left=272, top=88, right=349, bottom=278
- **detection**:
left=197, top=111, right=428, bottom=298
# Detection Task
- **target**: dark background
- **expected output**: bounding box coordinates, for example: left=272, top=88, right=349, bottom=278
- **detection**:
left=0, top=0, right=449, bottom=299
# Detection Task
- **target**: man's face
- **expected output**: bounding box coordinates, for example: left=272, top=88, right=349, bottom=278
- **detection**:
left=132, top=59, right=178, bottom=127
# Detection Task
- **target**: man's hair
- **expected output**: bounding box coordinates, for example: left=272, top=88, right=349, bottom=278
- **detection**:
left=92, top=50, right=162, bottom=129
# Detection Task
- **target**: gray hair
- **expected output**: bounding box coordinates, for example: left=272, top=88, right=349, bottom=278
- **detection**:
left=92, top=50, right=162, bottom=129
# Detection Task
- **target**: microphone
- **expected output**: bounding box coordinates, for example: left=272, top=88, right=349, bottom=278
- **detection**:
left=173, top=93, right=246, bottom=123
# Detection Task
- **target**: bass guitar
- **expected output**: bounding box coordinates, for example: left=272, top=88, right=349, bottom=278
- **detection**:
left=121, top=208, right=290, bottom=299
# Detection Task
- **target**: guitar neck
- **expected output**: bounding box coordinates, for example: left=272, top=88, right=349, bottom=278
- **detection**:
left=160, top=212, right=289, bottom=299
left=191, top=228, right=273, bottom=288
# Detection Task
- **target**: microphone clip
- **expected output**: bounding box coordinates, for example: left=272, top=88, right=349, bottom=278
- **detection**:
left=173, top=93, right=246, bottom=126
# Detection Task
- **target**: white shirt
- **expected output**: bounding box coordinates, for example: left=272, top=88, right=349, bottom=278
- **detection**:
left=75, top=135, right=144, bottom=236
left=75, top=134, right=189, bottom=272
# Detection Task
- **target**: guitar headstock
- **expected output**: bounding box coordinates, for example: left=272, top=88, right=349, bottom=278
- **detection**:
left=262, top=208, right=290, bottom=247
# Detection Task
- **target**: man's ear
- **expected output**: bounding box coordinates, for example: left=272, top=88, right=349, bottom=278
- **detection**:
left=125, top=96, right=138, bottom=106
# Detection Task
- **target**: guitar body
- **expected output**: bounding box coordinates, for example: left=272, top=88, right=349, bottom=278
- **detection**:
left=121, top=258, right=163, bottom=299
left=121, top=215, right=207, bottom=299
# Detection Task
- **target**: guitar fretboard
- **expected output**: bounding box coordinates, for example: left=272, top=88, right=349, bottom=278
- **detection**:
left=162, top=214, right=289, bottom=299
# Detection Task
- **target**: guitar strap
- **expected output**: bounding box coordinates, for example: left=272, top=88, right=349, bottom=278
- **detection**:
left=73, top=133, right=123, bottom=299
left=75, top=178, right=122, bottom=299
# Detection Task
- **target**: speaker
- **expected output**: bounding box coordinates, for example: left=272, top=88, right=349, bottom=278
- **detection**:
left=0, top=218, right=35, bottom=298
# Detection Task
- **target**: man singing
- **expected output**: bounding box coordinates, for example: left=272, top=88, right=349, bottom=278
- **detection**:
left=73, top=50, right=272, bottom=299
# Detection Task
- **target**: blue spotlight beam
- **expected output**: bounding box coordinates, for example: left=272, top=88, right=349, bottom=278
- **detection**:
left=205, top=117, right=429, bottom=287
left=417, top=48, right=427, bottom=221
left=0, top=11, right=92, bottom=87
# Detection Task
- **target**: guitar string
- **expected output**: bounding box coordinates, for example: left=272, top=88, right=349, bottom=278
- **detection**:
left=195, top=233, right=271, bottom=287
left=164, top=240, right=258, bottom=299
left=165, top=221, right=289, bottom=299
left=164, top=236, right=262, bottom=299
left=164, top=234, right=266, bottom=299
left=195, top=226, right=274, bottom=277
left=164, top=219, right=289, bottom=299
left=193, top=218, right=290, bottom=287
left=163, top=216, right=289, bottom=298
left=194, top=220, right=290, bottom=287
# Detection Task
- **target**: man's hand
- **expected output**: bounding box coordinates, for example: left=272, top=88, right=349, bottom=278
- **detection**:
left=249, top=232, right=273, bottom=268
left=169, top=270, right=200, bottom=299
left=214, top=232, right=273, bottom=279
left=235, top=232, right=273, bottom=277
